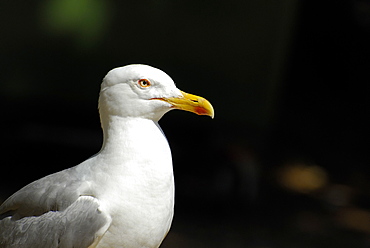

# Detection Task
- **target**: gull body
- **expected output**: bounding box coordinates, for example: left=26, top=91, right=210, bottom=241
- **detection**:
left=0, top=64, right=213, bottom=248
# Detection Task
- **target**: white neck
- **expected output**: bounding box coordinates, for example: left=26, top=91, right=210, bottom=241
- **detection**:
left=97, top=114, right=173, bottom=177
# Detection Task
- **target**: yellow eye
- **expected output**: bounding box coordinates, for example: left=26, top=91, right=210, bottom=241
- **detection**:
left=138, top=79, right=151, bottom=88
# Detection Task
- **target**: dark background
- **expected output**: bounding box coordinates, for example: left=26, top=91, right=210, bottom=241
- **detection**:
left=1, top=0, right=369, bottom=247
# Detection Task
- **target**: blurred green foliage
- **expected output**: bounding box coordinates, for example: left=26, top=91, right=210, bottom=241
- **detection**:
left=41, top=0, right=110, bottom=48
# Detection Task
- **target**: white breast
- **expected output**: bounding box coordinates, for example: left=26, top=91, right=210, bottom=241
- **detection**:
left=82, top=117, right=175, bottom=248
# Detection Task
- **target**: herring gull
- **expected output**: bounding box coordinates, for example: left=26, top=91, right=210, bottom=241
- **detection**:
left=0, top=64, right=214, bottom=248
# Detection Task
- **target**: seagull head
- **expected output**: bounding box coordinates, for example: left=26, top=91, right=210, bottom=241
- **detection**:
left=98, top=64, right=214, bottom=121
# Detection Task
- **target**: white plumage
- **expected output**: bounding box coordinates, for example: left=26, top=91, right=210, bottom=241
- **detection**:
left=0, top=64, right=213, bottom=248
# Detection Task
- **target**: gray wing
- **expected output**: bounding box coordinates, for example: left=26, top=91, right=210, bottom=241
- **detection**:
left=0, top=167, right=88, bottom=219
left=0, top=166, right=111, bottom=248
left=0, top=196, right=111, bottom=248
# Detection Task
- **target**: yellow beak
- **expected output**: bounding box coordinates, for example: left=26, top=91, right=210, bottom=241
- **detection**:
left=160, top=91, right=214, bottom=118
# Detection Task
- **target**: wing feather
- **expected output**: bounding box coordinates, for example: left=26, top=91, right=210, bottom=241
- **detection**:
left=0, top=196, right=111, bottom=248
left=0, top=166, right=90, bottom=219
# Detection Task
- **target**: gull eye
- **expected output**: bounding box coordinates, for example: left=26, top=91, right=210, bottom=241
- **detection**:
left=138, top=79, right=151, bottom=88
